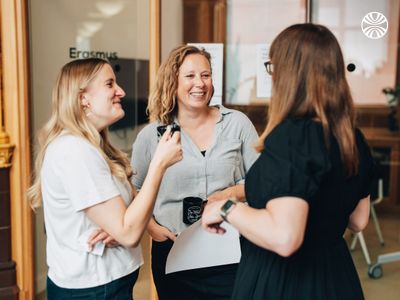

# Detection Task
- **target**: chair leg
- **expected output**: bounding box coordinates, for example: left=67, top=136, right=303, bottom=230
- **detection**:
left=350, top=233, right=358, bottom=251
left=357, top=232, right=371, bottom=265
left=370, top=205, right=385, bottom=246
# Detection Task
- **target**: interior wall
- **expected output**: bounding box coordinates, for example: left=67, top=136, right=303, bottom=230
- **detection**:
left=161, top=0, right=184, bottom=60
left=29, top=0, right=75, bottom=293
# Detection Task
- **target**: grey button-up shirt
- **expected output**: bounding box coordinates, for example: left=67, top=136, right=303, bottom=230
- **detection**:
left=131, top=105, right=259, bottom=234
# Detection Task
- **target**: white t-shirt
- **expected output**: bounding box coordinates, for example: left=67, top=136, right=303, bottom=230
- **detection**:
left=41, top=134, right=143, bottom=288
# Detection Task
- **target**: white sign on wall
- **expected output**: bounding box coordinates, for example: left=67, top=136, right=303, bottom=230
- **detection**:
left=256, top=44, right=272, bottom=98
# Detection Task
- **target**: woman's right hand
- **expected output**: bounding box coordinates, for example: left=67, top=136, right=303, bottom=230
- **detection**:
left=152, top=126, right=182, bottom=170
left=147, top=217, right=177, bottom=242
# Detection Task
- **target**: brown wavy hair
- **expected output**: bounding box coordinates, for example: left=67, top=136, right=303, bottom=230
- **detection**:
left=255, top=23, right=358, bottom=176
left=147, top=45, right=212, bottom=124
left=27, top=58, right=133, bottom=208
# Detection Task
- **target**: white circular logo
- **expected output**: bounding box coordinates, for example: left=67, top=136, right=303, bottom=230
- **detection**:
left=361, top=12, right=388, bottom=39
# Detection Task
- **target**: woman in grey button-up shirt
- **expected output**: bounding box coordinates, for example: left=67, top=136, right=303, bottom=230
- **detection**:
left=131, top=45, right=259, bottom=300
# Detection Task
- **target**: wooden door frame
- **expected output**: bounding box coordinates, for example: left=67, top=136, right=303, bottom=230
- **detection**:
left=149, top=3, right=160, bottom=299
left=0, top=0, right=34, bottom=299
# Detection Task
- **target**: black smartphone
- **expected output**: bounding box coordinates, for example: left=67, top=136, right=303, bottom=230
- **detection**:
left=156, top=123, right=181, bottom=140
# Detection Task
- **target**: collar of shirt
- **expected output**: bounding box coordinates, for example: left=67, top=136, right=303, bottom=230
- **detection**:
left=173, top=104, right=234, bottom=125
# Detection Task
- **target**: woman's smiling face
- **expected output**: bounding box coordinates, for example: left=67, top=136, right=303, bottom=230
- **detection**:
left=82, top=64, right=126, bottom=131
left=176, top=53, right=213, bottom=111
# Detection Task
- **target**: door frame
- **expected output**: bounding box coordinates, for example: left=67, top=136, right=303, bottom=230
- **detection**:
left=1, top=0, right=34, bottom=299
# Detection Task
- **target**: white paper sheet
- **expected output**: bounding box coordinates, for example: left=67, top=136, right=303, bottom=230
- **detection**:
left=77, top=228, right=105, bottom=256
left=165, top=220, right=241, bottom=274
left=256, top=43, right=272, bottom=98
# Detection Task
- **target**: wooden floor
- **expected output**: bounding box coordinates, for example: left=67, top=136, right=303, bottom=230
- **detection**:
left=349, top=214, right=400, bottom=300
left=37, top=215, right=400, bottom=300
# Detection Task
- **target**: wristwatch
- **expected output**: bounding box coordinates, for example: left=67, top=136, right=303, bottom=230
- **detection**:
left=220, top=199, right=238, bottom=222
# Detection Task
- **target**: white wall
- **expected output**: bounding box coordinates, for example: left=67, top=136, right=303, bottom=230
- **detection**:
left=29, top=0, right=76, bottom=293
left=161, top=0, right=183, bottom=60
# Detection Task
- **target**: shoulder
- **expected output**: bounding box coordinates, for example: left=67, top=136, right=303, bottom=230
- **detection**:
left=217, top=105, right=252, bottom=124
left=132, top=122, right=159, bottom=156
left=217, top=105, right=257, bottom=137
left=266, top=118, right=324, bottom=146
left=263, top=119, right=329, bottom=171
left=273, top=118, right=322, bottom=134
left=135, top=122, right=159, bottom=140
left=47, top=134, right=93, bottom=153
left=46, top=134, right=102, bottom=161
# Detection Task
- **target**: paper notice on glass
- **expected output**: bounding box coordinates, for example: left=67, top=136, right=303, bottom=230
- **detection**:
left=187, top=43, right=224, bottom=106
left=256, top=44, right=272, bottom=98
left=165, top=220, right=241, bottom=274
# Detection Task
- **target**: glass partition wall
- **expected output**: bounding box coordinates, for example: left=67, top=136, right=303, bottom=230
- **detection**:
left=29, top=1, right=151, bottom=298
left=313, top=0, right=399, bottom=105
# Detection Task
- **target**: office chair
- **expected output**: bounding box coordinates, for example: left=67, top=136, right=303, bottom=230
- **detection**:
left=369, top=251, right=400, bottom=279
left=367, top=177, right=400, bottom=279
left=350, top=231, right=372, bottom=265
left=350, top=178, right=384, bottom=266
left=366, top=174, right=400, bottom=279
left=370, top=179, right=385, bottom=245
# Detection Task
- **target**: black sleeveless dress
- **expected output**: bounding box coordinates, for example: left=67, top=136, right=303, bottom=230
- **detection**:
left=232, top=118, right=374, bottom=300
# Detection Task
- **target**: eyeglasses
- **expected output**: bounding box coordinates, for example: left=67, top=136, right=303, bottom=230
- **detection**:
left=264, top=61, right=273, bottom=75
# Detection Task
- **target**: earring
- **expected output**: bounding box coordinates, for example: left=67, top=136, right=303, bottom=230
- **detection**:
left=82, top=103, right=91, bottom=116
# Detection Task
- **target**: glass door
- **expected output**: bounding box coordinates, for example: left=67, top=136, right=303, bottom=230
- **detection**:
left=28, top=1, right=151, bottom=298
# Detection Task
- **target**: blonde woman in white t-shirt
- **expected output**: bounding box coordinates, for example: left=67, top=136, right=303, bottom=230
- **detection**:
left=27, top=58, right=182, bottom=300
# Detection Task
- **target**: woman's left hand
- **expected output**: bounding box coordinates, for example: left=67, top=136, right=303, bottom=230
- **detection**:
left=207, top=185, right=245, bottom=203
left=201, top=199, right=227, bottom=234
left=87, top=229, right=120, bottom=250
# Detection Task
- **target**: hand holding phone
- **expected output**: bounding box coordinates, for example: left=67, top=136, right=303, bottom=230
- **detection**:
left=157, top=123, right=181, bottom=140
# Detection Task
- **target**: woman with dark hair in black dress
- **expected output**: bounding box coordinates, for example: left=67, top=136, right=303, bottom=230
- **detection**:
left=202, top=23, right=374, bottom=300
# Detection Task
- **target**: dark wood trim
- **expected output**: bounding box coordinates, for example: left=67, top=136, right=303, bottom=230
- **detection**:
left=227, top=103, right=393, bottom=134
left=306, top=0, right=312, bottom=23
left=0, top=167, right=19, bottom=299
left=396, top=3, right=400, bottom=87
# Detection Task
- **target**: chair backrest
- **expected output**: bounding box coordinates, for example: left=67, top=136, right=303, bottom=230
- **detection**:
left=372, top=178, right=384, bottom=205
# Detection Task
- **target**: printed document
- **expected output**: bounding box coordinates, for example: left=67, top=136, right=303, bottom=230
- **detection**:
left=165, top=220, right=241, bottom=274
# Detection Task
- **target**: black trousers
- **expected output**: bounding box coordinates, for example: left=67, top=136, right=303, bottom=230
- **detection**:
left=151, top=239, right=238, bottom=300
left=47, top=269, right=139, bottom=300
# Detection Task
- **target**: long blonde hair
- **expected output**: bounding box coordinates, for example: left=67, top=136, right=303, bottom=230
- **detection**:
left=28, top=58, right=132, bottom=209
left=255, top=23, right=358, bottom=176
left=147, top=45, right=212, bottom=124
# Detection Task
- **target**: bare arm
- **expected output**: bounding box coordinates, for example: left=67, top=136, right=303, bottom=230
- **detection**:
left=207, top=184, right=245, bottom=203
left=147, top=217, right=177, bottom=242
left=347, top=196, right=370, bottom=233
left=202, top=197, right=309, bottom=257
left=87, top=229, right=120, bottom=249
left=85, top=130, right=182, bottom=248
